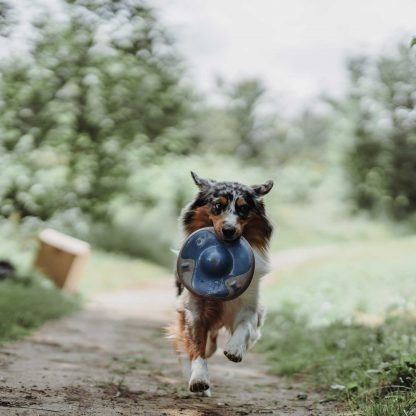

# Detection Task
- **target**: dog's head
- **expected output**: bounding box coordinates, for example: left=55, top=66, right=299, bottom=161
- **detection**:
left=181, top=171, right=274, bottom=251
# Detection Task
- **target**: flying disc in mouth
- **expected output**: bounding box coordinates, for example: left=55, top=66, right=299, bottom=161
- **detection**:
left=177, top=227, right=255, bottom=300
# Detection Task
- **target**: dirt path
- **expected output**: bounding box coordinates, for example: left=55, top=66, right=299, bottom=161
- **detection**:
left=0, top=248, right=341, bottom=416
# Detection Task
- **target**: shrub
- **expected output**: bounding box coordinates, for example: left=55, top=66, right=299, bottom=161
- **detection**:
left=345, top=44, right=416, bottom=219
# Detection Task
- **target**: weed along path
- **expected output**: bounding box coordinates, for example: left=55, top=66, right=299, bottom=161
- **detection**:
left=0, top=251, right=340, bottom=416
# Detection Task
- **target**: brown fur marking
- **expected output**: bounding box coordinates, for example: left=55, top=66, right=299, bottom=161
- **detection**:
left=185, top=206, right=212, bottom=235
left=209, top=214, right=226, bottom=238
left=172, top=299, right=223, bottom=360
left=243, top=213, right=270, bottom=252
left=218, top=196, right=228, bottom=206
left=236, top=197, right=247, bottom=207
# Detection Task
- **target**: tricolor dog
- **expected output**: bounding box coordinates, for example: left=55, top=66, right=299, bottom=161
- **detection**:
left=170, top=172, right=273, bottom=396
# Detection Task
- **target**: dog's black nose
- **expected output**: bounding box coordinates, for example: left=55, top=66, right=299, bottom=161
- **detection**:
left=222, top=225, right=236, bottom=239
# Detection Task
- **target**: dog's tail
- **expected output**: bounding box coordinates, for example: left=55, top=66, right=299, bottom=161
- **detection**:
left=165, top=309, right=192, bottom=378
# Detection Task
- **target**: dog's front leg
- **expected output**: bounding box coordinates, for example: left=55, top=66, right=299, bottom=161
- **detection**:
left=224, top=306, right=261, bottom=363
left=189, top=355, right=210, bottom=395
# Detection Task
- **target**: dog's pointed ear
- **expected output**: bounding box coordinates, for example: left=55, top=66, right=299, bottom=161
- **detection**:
left=190, top=171, right=213, bottom=190
left=251, top=180, right=274, bottom=197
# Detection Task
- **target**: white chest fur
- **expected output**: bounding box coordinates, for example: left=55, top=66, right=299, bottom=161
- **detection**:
left=221, top=248, right=270, bottom=331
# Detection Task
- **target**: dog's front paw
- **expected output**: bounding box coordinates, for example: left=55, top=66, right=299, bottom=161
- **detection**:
left=223, top=345, right=244, bottom=363
left=189, top=377, right=210, bottom=393
left=189, top=358, right=210, bottom=393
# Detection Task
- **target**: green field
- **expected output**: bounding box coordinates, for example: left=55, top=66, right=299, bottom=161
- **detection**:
left=260, top=236, right=416, bottom=415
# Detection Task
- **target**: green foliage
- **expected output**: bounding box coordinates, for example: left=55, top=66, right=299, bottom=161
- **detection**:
left=345, top=45, right=416, bottom=219
left=199, top=77, right=335, bottom=167
left=0, top=0, right=197, bottom=220
left=259, top=308, right=416, bottom=415
left=0, top=0, right=14, bottom=36
left=221, top=78, right=269, bottom=159
left=0, top=278, right=80, bottom=344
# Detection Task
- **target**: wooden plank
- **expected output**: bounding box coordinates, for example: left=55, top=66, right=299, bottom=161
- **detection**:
left=34, top=229, right=91, bottom=292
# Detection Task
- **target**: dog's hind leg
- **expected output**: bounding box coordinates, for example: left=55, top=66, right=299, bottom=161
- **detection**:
left=205, top=330, right=218, bottom=358
left=178, top=350, right=191, bottom=379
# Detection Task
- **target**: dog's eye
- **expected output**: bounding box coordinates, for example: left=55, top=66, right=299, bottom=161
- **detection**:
left=212, top=203, right=223, bottom=215
left=238, top=205, right=250, bottom=218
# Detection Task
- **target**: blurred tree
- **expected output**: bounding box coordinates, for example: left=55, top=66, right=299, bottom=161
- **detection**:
left=345, top=44, right=416, bottom=219
left=220, top=78, right=274, bottom=159
left=274, top=106, right=334, bottom=164
left=0, top=0, right=14, bottom=37
left=196, top=76, right=333, bottom=166
left=0, top=0, right=197, bottom=220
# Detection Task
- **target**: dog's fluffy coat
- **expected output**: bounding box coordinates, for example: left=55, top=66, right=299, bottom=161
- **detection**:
left=170, top=172, right=273, bottom=396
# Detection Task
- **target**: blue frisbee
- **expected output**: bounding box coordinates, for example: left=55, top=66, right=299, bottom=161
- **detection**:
left=177, top=227, right=255, bottom=300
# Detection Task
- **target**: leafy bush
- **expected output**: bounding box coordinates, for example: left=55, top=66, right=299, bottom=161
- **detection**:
left=345, top=44, right=416, bottom=219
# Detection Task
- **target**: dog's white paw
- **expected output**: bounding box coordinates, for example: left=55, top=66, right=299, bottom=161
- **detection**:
left=189, top=376, right=210, bottom=393
left=189, top=358, right=210, bottom=393
left=223, top=344, right=244, bottom=363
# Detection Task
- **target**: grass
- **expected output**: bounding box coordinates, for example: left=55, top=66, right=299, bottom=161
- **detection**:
left=264, top=236, right=416, bottom=324
left=260, top=236, right=416, bottom=415
left=271, top=202, right=394, bottom=251
left=80, top=250, right=169, bottom=295
left=268, top=165, right=405, bottom=252
left=0, top=278, right=80, bottom=344
left=259, top=308, right=416, bottom=415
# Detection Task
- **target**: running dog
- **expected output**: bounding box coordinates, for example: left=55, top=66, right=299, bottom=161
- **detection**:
left=170, top=171, right=273, bottom=396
